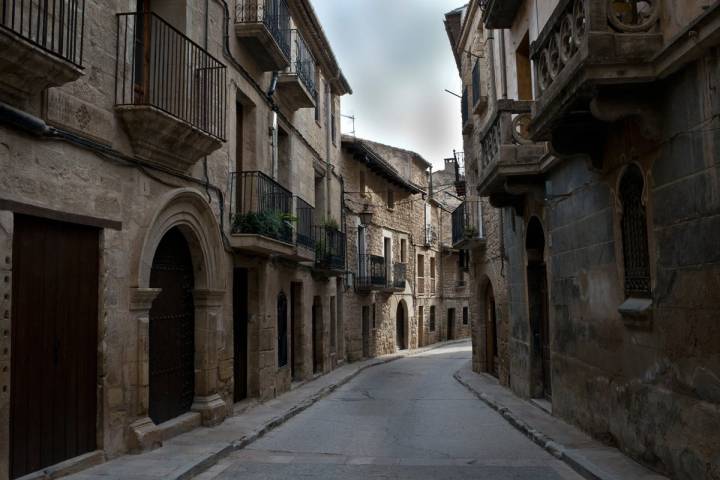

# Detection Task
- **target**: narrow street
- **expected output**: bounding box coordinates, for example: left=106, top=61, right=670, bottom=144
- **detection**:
left=197, top=341, right=582, bottom=480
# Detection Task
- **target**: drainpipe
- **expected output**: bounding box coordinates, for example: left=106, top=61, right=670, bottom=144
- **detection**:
left=324, top=84, right=332, bottom=220
left=499, top=30, right=508, bottom=100
left=267, top=72, right=279, bottom=179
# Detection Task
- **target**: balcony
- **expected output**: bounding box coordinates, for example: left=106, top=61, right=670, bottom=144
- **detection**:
left=452, top=200, right=486, bottom=250
left=384, top=263, right=406, bottom=293
left=481, top=0, right=524, bottom=29
left=478, top=100, right=553, bottom=205
left=295, top=196, right=315, bottom=261
left=115, top=12, right=226, bottom=172
left=277, top=29, right=317, bottom=111
left=229, top=171, right=296, bottom=256
left=356, top=254, right=386, bottom=292
left=314, top=226, right=346, bottom=274
left=529, top=0, right=663, bottom=142
left=235, top=0, right=291, bottom=71
left=0, top=0, right=85, bottom=106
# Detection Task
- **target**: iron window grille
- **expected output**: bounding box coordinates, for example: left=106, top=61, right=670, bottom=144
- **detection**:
left=619, top=165, right=651, bottom=297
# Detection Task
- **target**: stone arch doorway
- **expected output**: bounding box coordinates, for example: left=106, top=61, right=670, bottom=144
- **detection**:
left=149, top=227, right=196, bottom=424
left=484, top=282, right=499, bottom=378
left=526, top=216, right=551, bottom=400
left=130, top=189, right=227, bottom=449
left=396, top=301, right=407, bottom=351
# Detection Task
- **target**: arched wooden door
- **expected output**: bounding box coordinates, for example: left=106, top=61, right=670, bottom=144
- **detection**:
left=485, top=283, right=499, bottom=377
left=396, top=303, right=406, bottom=350
left=149, top=228, right=196, bottom=425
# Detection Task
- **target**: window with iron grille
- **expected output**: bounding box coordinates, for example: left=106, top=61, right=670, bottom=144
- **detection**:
left=619, top=165, right=651, bottom=298
left=463, top=306, right=469, bottom=325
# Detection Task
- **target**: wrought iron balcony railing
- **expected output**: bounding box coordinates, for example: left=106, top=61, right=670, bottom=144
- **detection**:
left=115, top=12, right=227, bottom=140
left=288, top=29, right=317, bottom=98
left=235, top=0, right=291, bottom=61
left=1, top=0, right=85, bottom=65
left=357, top=254, right=386, bottom=290
left=230, top=171, right=293, bottom=244
left=452, top=200, right=484, bottom=248
left=392, top=263, right=407, bottom=290
left=314, top=226, right=346, bottom=271
left=295, top=196, right=314, bottom=249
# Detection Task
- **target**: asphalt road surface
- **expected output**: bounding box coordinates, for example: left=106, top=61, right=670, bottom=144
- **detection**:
left=198, top=341, right=582, bottom=480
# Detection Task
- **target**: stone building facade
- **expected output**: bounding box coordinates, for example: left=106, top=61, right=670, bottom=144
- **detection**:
left=340, top=137, right=471, bottom=361
left=444, top=4, right=510, bottom=383
left=447, top=0, right=720, bottom=478
left=0, top=0, right=351, bottom=478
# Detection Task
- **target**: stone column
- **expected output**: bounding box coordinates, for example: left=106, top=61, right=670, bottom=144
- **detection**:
left=0, top=211, right=12, bottom=480
left=127, top=287, right=161, bottom=452
left=191, top=289, right=227, bottom=426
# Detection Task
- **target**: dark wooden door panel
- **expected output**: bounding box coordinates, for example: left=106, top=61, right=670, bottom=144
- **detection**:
left=149, top=228, right=195, bottom=425
left=11, top=215, right=99, bottom=479
left=234, top=268, right=248, bottom=402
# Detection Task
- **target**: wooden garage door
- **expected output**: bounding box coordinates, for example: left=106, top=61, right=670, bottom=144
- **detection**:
left=10, top=214, right=99, bottom=479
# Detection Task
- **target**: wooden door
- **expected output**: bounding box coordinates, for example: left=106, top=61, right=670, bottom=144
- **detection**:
left=312, top=300, right=323, bottom=374
left=290, top=283, right=302, bottom=381
left=417, top=306, right=424, bottom=348
left=395, top=304, right=406, bottom=350
left=447, top=309, right=455, bottom=340
left=528, top=264, right=551, bottom=400
left=148, top=228, right=195, bottom=425
left=10, top=215, right=99, bottom=479
left=233, top=268, right=248, bottom=402
left=361, top=306, right=370, bottom=357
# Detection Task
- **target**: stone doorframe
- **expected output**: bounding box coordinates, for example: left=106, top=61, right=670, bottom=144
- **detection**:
left=128, top=189, right=227, bottom=452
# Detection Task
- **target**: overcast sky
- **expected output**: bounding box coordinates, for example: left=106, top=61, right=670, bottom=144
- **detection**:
left=312, top=0, right=464, bottom=171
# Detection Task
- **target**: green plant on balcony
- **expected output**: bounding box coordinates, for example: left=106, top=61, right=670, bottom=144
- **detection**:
left=321, top=217, right=340, bottom=231
left=232, top=211, right=296, bottom=242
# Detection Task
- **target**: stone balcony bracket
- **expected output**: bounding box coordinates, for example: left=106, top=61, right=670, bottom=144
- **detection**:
left=0, top=31, right=83, bottom=108
left=529, top=0, right=664, bottom=140
left=116, top=105, right=224, bottom=173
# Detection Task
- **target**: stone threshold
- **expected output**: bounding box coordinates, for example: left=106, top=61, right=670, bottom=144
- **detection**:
left=453, top=365, right=668, bottom=480
left=61, top=339, right=470, bottom=480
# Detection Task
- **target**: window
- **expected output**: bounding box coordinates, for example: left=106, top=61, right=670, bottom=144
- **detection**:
left=430, top=257, right=436, bottom=294
left=429, top=306, right=436, bottom=331
left=418, top=306, right=424, bottom=324
left=400, top=238, right=407, bottom=263
left=387, top=190, right=395, bottom=209
left=330, top=89, right=337, bottom=145
left=417, top=254, right=425, bottom=277
left=372, top=303, right=376, bottom=328
left=516, top=32, right=532, bottom=101
left=461, top=87, right=469, bottom=125
left=463, top=306, right=469, bottom=325
left=472, top=60, right=481, bottom=106
left=277, top=292, right=288, bottom=367
left=619, top=164, right=651, bottom=298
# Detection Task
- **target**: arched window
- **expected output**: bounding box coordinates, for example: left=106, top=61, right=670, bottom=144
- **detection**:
left=277, top=292, right=288, bottom=367
left=619, top=165, right=651, bottom=298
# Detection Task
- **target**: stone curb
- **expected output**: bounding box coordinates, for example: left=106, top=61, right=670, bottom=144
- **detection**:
left=176, top=339, right=468, bottom=479
left=453, top=369, right=617, bottom=480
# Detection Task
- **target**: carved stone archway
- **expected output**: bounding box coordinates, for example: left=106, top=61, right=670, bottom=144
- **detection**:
left=128, top=188, right=227, bottom=451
